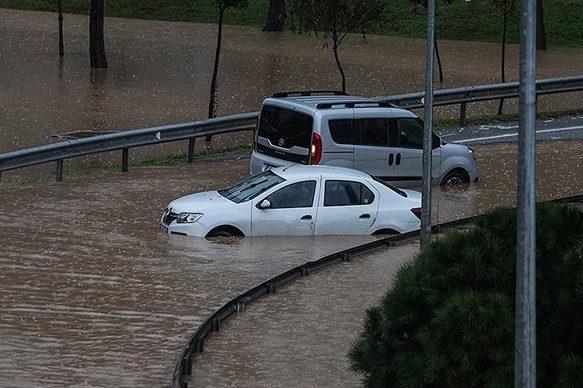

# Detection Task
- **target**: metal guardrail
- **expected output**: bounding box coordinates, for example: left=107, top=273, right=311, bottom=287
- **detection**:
left=0, top=112, right=259, bottom=182
left=171, top=193, right=583, bottom=388
left=373, top=75, right=583, bottom=125
left=1, top=75, right=582, bottom=184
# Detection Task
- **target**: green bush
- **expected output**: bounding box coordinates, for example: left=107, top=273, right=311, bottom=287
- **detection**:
left=349, top=202, right=583, bottom=387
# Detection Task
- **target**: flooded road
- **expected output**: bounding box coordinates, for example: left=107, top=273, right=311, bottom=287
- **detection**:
left=1, top=140, right=583, bottom=387
left=2, top=7, right=583, bottom=388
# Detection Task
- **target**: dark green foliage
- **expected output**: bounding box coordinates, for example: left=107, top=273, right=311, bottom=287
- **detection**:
left=2, top=0, right=582, bottom=48
left=349, top=202, right=583, bottom=387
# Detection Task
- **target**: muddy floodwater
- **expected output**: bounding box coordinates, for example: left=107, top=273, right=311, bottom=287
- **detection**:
left=1, top=7, right=583, bottom=388
left=1, top=140, right=583, bottom=387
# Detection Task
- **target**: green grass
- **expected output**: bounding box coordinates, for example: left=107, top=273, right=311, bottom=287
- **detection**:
left=19, top=176, right=45, bottom=185
left=1, top=0, right=582, bottom=48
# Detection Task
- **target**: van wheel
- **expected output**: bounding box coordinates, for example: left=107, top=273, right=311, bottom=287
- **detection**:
left=441, top=171, right=467, bottom=187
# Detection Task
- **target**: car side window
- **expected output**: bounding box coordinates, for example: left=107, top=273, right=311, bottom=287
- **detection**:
left=324, top=180, right=375, bottom=207
left=266, top=181, right=316, bottom=209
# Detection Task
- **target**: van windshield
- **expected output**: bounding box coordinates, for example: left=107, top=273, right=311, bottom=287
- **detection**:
left=257, top=105, right=313, bottom=150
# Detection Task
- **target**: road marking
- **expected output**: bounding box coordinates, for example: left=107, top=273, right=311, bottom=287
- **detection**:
left=454, top=125, right=583, bottom=144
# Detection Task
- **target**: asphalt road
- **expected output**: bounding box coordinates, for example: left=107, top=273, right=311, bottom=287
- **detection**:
left=439, top=114, right=583, bottom=145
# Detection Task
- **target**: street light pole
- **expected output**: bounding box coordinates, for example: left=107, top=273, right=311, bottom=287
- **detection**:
left=421, top=0, right=436, bottom=246
left=515, top=0, right=537, bottom=385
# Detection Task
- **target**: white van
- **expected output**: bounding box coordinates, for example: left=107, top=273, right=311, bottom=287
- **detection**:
left=250, top=91, right=478, bottom=187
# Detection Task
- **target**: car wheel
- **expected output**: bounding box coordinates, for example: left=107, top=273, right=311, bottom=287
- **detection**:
left=441, top=171, right=467, bottom=187
left=208, top=230, right=234, bottom=237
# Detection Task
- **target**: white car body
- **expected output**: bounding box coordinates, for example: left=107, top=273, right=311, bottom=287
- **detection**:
left=160, top=165, right=422, bottom=238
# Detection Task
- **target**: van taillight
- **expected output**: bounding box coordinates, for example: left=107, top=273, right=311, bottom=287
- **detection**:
left=410, top=207, right=422, bottom=220
left=310, top=133, right=322, bottom=165
left=252, top=123, right=258, bottom=151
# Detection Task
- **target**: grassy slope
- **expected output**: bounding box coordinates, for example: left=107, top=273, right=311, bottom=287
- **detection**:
left=1, top=0, right=582, bottom=48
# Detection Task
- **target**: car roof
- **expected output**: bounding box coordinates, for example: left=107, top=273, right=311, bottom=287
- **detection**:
left=270, top=164, right=372, bottom=180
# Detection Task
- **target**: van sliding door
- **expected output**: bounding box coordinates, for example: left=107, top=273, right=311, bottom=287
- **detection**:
left=352, top=114, right=396, bottom=180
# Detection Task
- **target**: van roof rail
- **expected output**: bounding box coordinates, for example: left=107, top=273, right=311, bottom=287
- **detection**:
left=271, top=90, right=350, bottom=98
left=316, top=101, right=397, bottom=109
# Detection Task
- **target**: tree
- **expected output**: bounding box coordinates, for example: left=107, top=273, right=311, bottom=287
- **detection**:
left=408, top=0, right=455, bottom=84
left=491, top=0, right=517, bottom=115
left=289, top=0, right=387, bottom=92
left=57, top=0, right=64, bottom=56
left=205, top=0, right=249, bottom=148
left=264, top=0, right=286, bottom=31
left=536, top=0, right=547, bottom=50
left=349, top=202, right=583, bottom=387
left=89, top=0, right=108, bottom=68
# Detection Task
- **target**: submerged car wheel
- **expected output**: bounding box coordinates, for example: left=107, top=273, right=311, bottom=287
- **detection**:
left=441, top=171, right=467, bottom=187
left=206, top=226, right=243, bottom=238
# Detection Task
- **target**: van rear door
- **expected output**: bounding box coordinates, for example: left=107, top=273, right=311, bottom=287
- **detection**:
left=255, top=104, right=314, bottom=164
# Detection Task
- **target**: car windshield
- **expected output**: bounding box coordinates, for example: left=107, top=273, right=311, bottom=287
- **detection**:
left=372, top=176, right=407, bottom=197
left=218, top=170, right=286, bottom=203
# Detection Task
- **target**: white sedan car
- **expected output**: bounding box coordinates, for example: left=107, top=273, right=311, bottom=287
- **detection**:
left=160, top=165, right=422, bottom=238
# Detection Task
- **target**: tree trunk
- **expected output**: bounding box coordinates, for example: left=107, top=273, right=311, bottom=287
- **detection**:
left=57, top=0, right=64, bottom=56
left=536, top=0, right=547, bottom=50
left=498, top=12, right=508, bottom=115
left=89, top=0, right=108, bottom=68
left=434, top=35, right=443, bottom=83
left=332, top=41, right=346, bottom=92
left=263, top=0, right=286, bottom=32
left=206, top=6, right=225, bottom=145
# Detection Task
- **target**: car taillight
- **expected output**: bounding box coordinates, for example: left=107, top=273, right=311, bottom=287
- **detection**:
left=310, top=133, right=322, bottom=165
left=410, top=207, right=422, bottom=220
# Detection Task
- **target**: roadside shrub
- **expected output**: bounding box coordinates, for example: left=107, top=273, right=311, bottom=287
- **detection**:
left=349, top=202, right=583, bottom=387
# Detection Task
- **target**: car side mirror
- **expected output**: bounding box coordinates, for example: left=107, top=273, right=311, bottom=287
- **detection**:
left=257, top=199, right=271, bottom=209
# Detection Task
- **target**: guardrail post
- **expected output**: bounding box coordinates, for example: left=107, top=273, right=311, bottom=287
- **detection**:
left=187, top=138, right=195, bottom=163
left=121, top=148, right=129, bottom=172
left=56, top=159, right=64, bottom=182
left=460, top=102, right=467, bottom=126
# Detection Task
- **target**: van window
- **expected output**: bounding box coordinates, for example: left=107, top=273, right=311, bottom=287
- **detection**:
left=395, top=118, right=424, bottom=149
left=257, top=105, right=313, bottom=149
left=359, top=118, right=390, bottom=147
left=329, top=118, right=389, bottom=146
left=328, top=119, right=355, bottom=144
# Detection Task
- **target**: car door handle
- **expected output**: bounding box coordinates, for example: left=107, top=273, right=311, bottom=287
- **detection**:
left=395, top=153, right=401, bottom=165
left=388, top=153, right=394, bottom=166
left=359, top=214, right=371, bottom=219
left=301, top=215, right=312, bottom=220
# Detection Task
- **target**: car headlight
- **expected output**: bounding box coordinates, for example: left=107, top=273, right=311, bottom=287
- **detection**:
left=468, top=147, right=476, bottom=160
left=176, top=212, right=203, bottom=224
